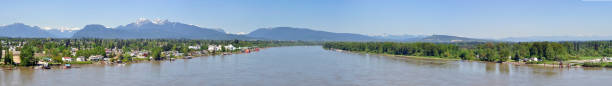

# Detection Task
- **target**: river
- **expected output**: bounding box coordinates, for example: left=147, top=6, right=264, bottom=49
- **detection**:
left=1, top=46, right=611, bottom=86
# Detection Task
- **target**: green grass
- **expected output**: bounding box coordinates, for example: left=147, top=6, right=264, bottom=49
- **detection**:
left=132, top=58, right=149, bottom=61
left=581, top=62, right=612, bottom=67
left=575, top=56, right=605, bottom=60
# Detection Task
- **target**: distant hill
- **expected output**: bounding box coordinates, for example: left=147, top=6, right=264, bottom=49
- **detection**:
left=247, top=27, right=382, bottom=41
left=416, top=35, right=490, bottom=42
left=0, top=23, right=56, bottom=38
left=73, top=19, right=251, bottom=40
left=501, top=36, right=612, bottom=42
left=371, top=34, right=428, bottom=41
left=0, top=21, right=497, bottom=42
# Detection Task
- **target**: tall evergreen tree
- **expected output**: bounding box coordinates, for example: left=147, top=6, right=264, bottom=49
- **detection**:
left=4, top=51, right=13, bottom=65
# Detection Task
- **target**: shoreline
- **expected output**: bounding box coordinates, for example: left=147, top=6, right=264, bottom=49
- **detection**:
left=328, top=48, right=586, bottom=68
left=0, top=48, right=264, bottom=71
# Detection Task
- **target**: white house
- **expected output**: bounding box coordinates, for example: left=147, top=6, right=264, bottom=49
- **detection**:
left=528, top=57, right=540, bottom=62
left=188, top=46, right=201, bottom=50
left=103, top=58, right=111, bottom=61
left=208, top=45, right=222, bottom=51
left=62, top=57, right=73, bottom=62
left=89, top=55, right=103, bottom=61
left=76, top=56, right=86, bottom=62
left=224, top=44, right=236, bottom=50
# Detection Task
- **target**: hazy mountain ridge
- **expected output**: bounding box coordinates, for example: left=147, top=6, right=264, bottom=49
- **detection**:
left=0, top=23, right=57, bottom=38
left=501, top=36, right=612, bottom=42
left=3, top=21, right=607, bottom=42
left=73, top=19, right=250, bottom=40
left=371, top=34, right=428, bottom=41
left=0, top=22, right=507, bottom=42
left=247, top=27, right=383, bottom=41
left=417, top=35, right=491, bottom=42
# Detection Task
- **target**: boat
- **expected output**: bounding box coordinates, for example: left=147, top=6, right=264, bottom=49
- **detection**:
left=185, top=56, right=192, bottom=59
left=117, top=63, right=126, bottom=66
left=64, top=64, right=71, bottom=69
left=244, top=49, right=250, bottom=53
left=42, top=63, right=51, bottom=69
left=223, top=53, right=231, bottom=55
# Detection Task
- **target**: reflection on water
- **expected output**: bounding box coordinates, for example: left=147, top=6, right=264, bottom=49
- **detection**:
left=1, top=46, right=611, bottom=86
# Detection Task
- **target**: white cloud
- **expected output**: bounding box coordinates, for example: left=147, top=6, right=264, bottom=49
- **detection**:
left=43, top=26, right=81, bottom=31
left=59, top=27, right=80, bottom=30
left=41, top=26, right=53, bottom=30
left=235, top=32, right=248, bottom=35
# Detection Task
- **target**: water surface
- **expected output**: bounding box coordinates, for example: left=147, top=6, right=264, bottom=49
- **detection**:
left=1, top=46, right=610, bottom=86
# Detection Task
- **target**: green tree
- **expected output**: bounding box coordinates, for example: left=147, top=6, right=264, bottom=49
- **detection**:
left=151, top=47, right=163, bottom=60
left=200, top=45, right=208, bottom=51
left=4, top=51, right=13, bottom=65
left=604, top=48, right=612, bottom=57
left=20, top=45, right=37, bottom=66
left=0, top=44, right=3, bottom=64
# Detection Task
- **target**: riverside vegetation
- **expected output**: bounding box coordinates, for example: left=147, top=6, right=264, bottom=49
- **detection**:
left=0, top=38, right=319, bottom=67
left=323, top=41, right=612, bottom=67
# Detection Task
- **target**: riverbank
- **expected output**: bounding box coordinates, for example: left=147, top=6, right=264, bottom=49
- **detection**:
left=328, top=48, right=587, bottom=68
left=4, top=46, right=609, bottom=86
left=1, top=48, right=265, bottom=70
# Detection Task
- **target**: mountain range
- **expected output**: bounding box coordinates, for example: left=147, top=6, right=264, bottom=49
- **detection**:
left=1, top=19, right=608, bottom=42
left=73, top=19, right=249, bottom=40
left=501, top=36, right=612, bottom=42
left=247, top=27, right=383, bottom=41
left=0, top=23, right=57, bottom=38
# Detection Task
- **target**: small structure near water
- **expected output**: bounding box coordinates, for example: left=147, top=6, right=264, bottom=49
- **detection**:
left=62, top=57, right=73, bottom=62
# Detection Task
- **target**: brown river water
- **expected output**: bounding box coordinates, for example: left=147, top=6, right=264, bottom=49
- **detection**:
left=1, top=46, right=611, bottom=86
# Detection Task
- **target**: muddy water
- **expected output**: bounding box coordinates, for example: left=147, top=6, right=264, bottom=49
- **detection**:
left=1, top=46, right=610, bottom=86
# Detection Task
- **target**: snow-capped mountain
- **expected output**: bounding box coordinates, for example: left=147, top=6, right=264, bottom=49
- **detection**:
left=73, top=19, right=250, bottom=40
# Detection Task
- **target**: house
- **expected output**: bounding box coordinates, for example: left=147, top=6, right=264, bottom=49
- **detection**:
left=103, top=58, right=111, bottom=61
left=71, top=48, right=79, bottom=56
left=224, top=44, right=236, bottom=50
left=62, top=57, right=73, bottom=62
left=162, top=51, right=180, bottom=57
left=600, top=57, right=612, bottom=62
left=208, top=45, right=222, bottom=51
left=528, top=57, right=540, bottom=62
left=12, top=51, right=21, bottom=64
left=1, top=50, right=4, bottom=59
left=137, top=52, right=149, bottom=58
left=89, top=55, right=103, bottom=61
left=76, top=56, right=86, bottom=61
left=129, top=51, right=149, bottom=58
left=188, top=46, right=201, bottom=50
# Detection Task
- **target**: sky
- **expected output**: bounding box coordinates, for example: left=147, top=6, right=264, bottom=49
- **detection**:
left=1, top=0, right=611, bottom=39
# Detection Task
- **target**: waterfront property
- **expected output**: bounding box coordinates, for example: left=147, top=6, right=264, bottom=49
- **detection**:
left=62, top=57, right=72, bottom=62
left=88, top=55, right=103, bottom=61
left=76, top=56, right=86, bottom=62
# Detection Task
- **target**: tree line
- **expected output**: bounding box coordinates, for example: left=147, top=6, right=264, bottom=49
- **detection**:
left=323, top=41, right=612, bottom=62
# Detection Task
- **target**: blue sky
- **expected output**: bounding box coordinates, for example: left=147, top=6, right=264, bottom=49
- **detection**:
left=1, top=0, right=611, bottom=38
